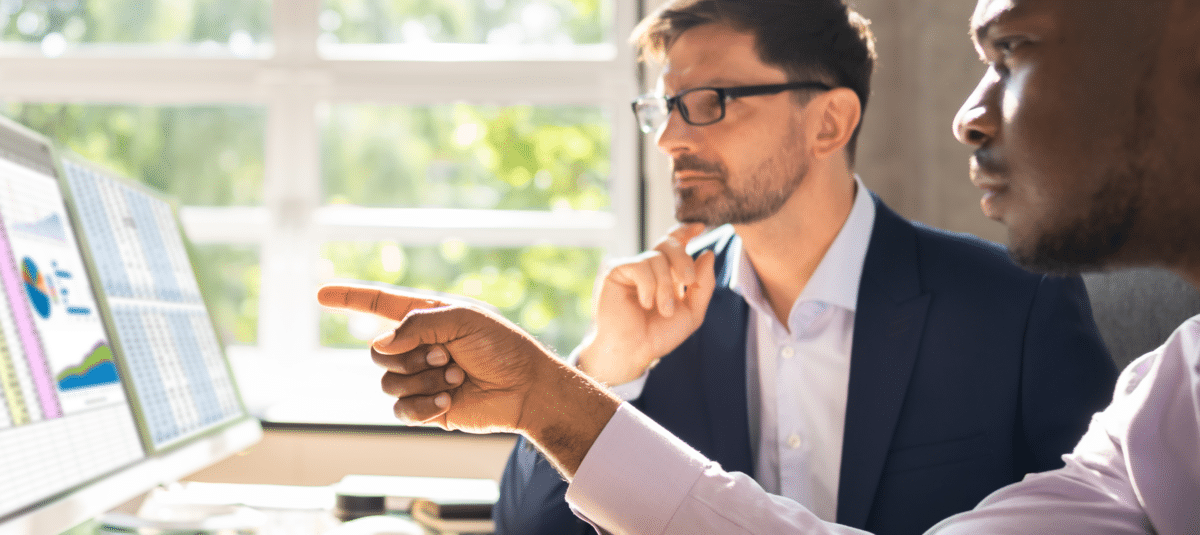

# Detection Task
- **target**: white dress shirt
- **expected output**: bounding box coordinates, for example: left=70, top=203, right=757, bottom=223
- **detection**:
left=733, top=176, right=874, bottom=520
left=565, top=315, right=1200, bottom=535
left=607, top=177, right=875, bottom=522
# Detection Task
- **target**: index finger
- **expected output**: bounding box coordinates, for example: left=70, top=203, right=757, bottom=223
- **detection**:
left=317, top=283, right=446, bottom=321
left=655, top=223, right=708, bottom=286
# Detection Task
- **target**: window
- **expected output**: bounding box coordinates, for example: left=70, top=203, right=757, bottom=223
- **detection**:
left=0, top=0, right=639, bottom=425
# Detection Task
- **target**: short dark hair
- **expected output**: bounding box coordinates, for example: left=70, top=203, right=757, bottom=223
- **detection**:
left=633, top=0, right=877, bottom=166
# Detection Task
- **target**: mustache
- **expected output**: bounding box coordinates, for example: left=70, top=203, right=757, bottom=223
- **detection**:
left=971, top=149, right=1009, bottom=177
left=671, top=154, right=726, bottom=176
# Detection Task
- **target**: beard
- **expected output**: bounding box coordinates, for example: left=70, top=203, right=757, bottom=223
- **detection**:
left=673, top=142, right=808, bottom=227
left=1008, top=70, right=1155, bottom=274
left=1008, top=175, right=1142, bottom=274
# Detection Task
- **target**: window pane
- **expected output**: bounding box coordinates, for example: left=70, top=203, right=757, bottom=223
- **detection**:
left=322, top=104, right=610, bottom=210
left=0, top=0, right=270, bottom=55
left=2, top=103, right=266, bottom=205
left=320, top=0, right=609, bottom=46
left=192, top=244, right=260, bottom=346
left=319, top=241, right=600, bottom=355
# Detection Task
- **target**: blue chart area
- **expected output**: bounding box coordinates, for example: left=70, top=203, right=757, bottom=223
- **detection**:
left=12, top=213, right=67, bottom=243
left=56, top=344, right=119, bottom=391
left=59, top=361, right=119, bottom=390
left=22, top=257, right=53, bottom=319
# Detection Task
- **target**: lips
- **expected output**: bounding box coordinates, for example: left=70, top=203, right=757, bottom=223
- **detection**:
left=969, top=154, right=1010, bottom=221
left=674, top=173, right=721, bottom=184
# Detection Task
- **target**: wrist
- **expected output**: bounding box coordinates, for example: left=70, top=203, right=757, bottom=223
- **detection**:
left=518, top=358, right=621, bottom=478
left=576, top=338, right=654, bottom=386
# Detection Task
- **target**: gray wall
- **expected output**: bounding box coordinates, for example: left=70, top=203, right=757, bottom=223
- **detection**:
left=853, top=0, right=1001, bottom=242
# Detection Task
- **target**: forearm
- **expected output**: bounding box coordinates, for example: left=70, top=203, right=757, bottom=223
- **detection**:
left=519, top=357, right=622, bottom=478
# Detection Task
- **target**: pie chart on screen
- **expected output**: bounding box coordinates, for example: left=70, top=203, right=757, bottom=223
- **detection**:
left=22, top=257, right=52, bottom=319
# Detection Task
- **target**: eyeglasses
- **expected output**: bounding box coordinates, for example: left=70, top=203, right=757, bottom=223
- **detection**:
left=631, top=81, right=833, bottom=134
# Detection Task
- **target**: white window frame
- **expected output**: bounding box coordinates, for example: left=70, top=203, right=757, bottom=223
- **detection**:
left=0, top=0, right=641, bottom=421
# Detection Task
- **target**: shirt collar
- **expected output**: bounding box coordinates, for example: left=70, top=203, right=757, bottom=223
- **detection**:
left=729, top=175, right=877, bottom=314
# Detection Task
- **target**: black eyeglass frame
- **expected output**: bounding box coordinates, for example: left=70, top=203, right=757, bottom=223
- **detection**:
left=631, top=81, right=834, bottom=133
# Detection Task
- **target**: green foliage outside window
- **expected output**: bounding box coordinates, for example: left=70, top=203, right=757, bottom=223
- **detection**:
left=323, top=104, right=610, bottom=210
left=320, top=242, right=599, bottom=354
left=2, top=104, right=265, bottom=205
left=321, top=0, right=608, bottom=45
left=190, top=245, right=261, bottom=345
left=320, top=103, right=612, bottom=353
left=0, top=0, right=270, bottom=47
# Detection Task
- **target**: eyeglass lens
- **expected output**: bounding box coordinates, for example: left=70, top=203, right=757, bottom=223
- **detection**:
left=635, top=88, right=725, bottom=133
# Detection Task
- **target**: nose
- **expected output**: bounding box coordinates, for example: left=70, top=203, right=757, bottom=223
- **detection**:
left=655, top=105, right=699, bottom=156
left=954, top=68, right=1001, bottom=147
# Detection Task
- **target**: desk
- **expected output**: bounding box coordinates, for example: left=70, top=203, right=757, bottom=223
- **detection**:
left=97, top=482, right=411, bottom=535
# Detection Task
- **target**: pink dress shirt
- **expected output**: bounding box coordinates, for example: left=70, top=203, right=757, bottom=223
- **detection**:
left=565, top=315, right=1200, bottom=534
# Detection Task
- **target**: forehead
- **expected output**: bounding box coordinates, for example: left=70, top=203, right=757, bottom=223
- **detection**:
left=971, top=0, right=1032, bottom=44
left=972, top=0, right=1016, bottom=31
left=660, top=23, right=787, bottom=89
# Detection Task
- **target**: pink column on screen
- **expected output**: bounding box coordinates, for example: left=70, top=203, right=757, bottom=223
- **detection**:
left=0, top=219, right=60, bottom=419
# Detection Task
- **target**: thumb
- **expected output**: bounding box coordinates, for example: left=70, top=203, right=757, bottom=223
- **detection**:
left=377, top=305, right=477, bottom=356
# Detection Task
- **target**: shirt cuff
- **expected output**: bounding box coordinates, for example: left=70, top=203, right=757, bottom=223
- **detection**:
left=565, top=403, right=709, bottom=534
left=606, top=371, right=648, bottom=401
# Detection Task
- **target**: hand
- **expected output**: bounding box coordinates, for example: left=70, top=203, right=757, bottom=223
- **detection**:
left=578, top=223, right=717, bottom=385
left=317, top=284, right=619, bottom=475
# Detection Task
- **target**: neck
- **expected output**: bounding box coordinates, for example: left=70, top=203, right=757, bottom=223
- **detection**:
left=734, top=169, right=857, bottom=325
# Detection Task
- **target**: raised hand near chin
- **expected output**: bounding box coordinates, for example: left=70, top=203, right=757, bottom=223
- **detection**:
left=578, top=223, right=717, bottom=385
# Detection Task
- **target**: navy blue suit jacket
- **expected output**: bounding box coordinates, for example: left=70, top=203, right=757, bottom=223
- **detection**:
left=495, top=197, right=1117, bottom=535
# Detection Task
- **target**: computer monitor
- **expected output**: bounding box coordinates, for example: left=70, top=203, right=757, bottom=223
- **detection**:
left=0, top=116, right=260, bottom=535
left=60, top=155, right=247, bottom=453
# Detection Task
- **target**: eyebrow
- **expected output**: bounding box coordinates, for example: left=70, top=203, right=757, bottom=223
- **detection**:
left=971, top=2, right=1019, bottom=45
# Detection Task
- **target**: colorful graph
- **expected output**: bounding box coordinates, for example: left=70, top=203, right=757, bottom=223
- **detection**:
left=56, top=343, right=119, bottom=390
left=21, top=257, right=55, bottom=319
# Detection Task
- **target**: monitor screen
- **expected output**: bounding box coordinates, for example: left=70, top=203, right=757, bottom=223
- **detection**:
left=0, top=119, right=146, bottom=525
left=60, top=157, right=245, bottom=451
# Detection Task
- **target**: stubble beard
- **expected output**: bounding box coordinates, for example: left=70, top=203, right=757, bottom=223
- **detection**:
left=673, top=142, right=808, bottom=227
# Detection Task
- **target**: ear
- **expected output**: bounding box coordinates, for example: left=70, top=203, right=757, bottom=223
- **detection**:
left=808, top=87, right=862, bottom=163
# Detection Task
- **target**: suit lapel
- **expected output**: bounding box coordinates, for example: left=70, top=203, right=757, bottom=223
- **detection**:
left=836, top=198, right=931, bottom=529
left=697, top=232, right=755, bottom=476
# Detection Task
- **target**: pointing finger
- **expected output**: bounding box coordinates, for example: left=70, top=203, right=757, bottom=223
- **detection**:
left=317, top=283, right=446, bottom=321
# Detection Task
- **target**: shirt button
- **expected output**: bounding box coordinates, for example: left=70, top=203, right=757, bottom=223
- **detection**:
left=780, top=346, right=795, bottom=359
left=787, top=434, right=802, bottom=449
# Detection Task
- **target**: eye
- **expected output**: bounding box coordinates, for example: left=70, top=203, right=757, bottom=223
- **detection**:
left=987, top=37, right=1026, bottom=75
left=994, top=37, right=1027, bottom=58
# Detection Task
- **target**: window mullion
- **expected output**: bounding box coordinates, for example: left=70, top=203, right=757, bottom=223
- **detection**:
left=258, top=0, right=324, bottom=357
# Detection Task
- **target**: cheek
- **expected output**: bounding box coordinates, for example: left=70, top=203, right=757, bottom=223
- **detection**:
left=1005, top=76, right=1080, bottom=197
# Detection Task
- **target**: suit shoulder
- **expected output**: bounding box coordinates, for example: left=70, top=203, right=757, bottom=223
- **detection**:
left=907, top=222, right=1050, bottom=286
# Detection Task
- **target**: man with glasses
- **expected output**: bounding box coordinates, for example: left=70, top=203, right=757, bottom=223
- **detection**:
left=489, top=1, right=1115, bottom=534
